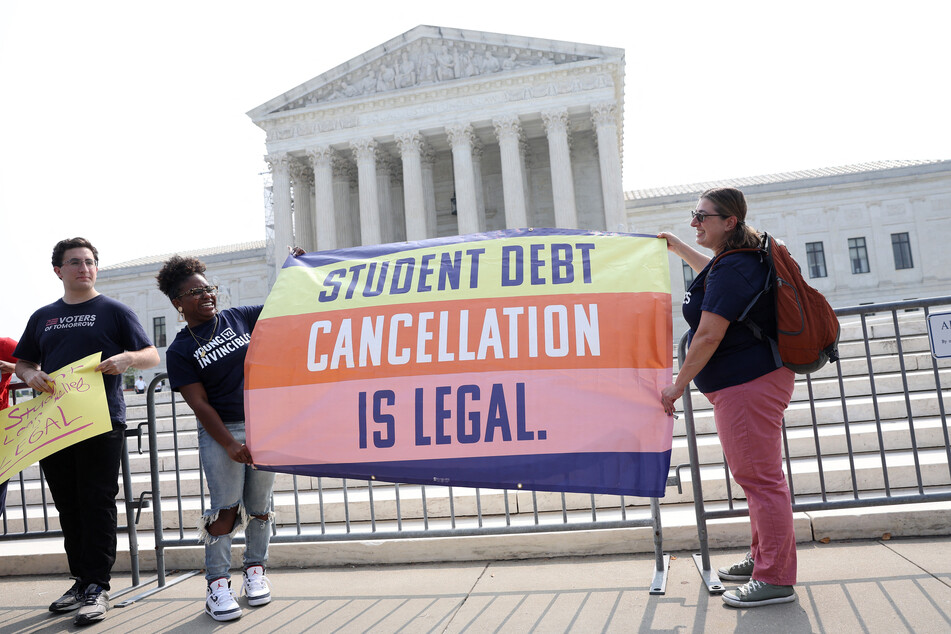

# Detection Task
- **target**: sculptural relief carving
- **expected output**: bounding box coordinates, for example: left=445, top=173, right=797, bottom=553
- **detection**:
left=542, top=110, right=570, bottom=136
left=493, top=115, right=522, bottom=142
left=590, top=102, right=618, bottom=127
left=273, top=38, right=597, bottom=112
left=349, top=138, right=378, bottom=162
left=395, top=131, right=424, bottom=155
left=397, top=51, right=417, bottom=88
left=446, top=123, right=475, bottom=149
left=308, top=146, right=336, bottom=168
left=265, top=153, right=293, bottom=174
left=331, top=155, right=351, bottom=179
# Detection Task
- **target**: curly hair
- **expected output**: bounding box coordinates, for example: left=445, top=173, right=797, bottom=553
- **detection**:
left=156, top=255, right=207, bottom=299
left=52, top=237, right=99, bottom=268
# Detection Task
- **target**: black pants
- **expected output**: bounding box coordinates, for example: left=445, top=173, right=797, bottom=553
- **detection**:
left=40, top=427, right=124, bottom=590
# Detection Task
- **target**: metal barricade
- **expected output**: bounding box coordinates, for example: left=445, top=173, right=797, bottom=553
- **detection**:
left=681, top=296, right=951, bottom=593
left=0, top=383, right=156, bottom=601
left=117, top=374, right=672, bottom=605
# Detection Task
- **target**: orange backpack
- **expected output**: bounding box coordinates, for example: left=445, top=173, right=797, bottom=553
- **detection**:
left=707, top=232, right=841, bottom=374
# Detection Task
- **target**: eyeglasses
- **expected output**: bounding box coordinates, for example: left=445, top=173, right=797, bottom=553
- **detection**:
left=175, top=285, right=218, bottom=300
left=63, top=258, right=98, bottom=268
left=691, top=210, right=726, bottom=224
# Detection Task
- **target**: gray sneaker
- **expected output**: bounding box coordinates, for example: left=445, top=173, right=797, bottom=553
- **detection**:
left=718, top=552, right=754, bottom=582
left=49, top=579, right=85, bottom=612
left=74, top=584, right=110, bottom=625
left=722, top=578, right=796, bottom=608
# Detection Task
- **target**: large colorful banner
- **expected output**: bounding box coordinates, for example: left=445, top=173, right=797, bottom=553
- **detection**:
left=1, top=352, right=112, bottom=484
left=245, top=229, right=673, bottom=496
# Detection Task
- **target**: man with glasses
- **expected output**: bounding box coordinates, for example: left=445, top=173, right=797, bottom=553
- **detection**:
left=15, top=237, right=159, bottom=626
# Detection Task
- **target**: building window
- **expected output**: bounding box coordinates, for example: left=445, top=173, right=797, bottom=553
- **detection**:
left=848, top=237, right=870, bottom=274
left=805, top=241, right=827, bottom=278
left=153, top=316, right=167, bottom=348
left=891, top=232, right=914, bottom=270
left=682, top=261, right=696, bottom=289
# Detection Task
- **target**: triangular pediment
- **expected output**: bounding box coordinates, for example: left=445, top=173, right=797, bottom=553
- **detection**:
left=248, top=25, right=623, bottom=120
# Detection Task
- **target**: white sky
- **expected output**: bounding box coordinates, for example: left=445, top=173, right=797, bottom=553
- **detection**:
left=1, top=0, right=948, bottom=338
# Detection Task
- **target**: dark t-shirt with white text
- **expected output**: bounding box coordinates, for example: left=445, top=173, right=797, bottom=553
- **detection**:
left=166, top=306, right=263, bottom=423
left=15, top=294, right=154, bottom=427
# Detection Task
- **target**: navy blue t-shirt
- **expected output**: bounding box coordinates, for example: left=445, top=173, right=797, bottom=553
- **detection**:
left=165, top=306, right=263, bottom=423
left=683, top=251, right=779, bottom=393
left=15, top=294, right=154, bottom=427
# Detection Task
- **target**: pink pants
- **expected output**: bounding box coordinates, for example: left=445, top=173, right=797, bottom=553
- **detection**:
left=707, top=366, right=797, bottom=586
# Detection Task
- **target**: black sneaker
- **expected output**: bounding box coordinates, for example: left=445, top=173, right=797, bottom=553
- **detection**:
left=48, top=579, right=85, bottom=612
left=718, top=552, right=755, bottom=582
left=74, top=584, right=110, bottom=625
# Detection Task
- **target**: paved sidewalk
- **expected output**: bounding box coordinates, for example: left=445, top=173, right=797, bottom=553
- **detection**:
left=1, top=537, right=950, bottom=633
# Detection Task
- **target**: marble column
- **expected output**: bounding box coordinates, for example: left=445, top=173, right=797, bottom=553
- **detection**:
left=391, top=163, right=406, bottom=241
left=520, top=137, right=534, bottom=224
left=289, top=161, right=315, bottom=252
left=542, top=109, right=578, bottom=229
left=347, top=163, right=361, bottom=246
left=446, top=123, right=479, bottom=235
left=472, top=140, right=487, bottom=231
left=591, top=103, right=626, bottom=232
left=375, top=151, right=396, bottom=242
left=493, top=115, right=528, bottom=228
left=332, top=156, right=354, bottom=247
left=396, top=131, right=428, bottom=241
left=421, top=146, right=437, bottom=237
left=308, top=146, right=338, bottom=251
left=349, top=138, right=382, bottom=245
left=265, top=152, right=294, bottom=275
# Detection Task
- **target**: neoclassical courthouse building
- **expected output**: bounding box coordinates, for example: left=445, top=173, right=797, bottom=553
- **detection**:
left=96, top=26, right=951, bottom=375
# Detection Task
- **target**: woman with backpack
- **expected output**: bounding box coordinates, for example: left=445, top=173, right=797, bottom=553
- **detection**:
left=658, top=187, right=797, bottom=608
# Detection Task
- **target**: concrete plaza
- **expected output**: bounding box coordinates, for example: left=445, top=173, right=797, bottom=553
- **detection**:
left=2, top=537, right=950, bottom=633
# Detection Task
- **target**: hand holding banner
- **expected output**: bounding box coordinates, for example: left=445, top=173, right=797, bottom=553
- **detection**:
left=1, top=352, right=112, bottom=484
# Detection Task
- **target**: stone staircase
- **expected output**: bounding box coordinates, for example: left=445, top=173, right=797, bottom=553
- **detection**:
left=3, top=310, right=951, bottom=575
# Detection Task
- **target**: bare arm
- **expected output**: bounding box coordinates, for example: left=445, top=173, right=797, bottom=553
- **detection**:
left=657, top=232, right=711, bottom=273
left=0, top=359, right=15, bottom=374
left=96, top=346, right=160, bottom=375
left=660, top=310, right=730, bottom=414
left=179, top=382, right=253, bottom=464
left=15, top=359, right=54, bottom=394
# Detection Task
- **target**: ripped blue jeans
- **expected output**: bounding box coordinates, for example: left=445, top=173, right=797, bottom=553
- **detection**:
left=197, top=421, right=275, bottom=582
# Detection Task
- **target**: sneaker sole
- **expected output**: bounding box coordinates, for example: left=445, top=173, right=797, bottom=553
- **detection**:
left=74, top=613, right=107, bottom=625
left=248, top=594, right=271, bottom=607
left=717, top=571, right=753, bottom=582
left=722, top=592, right=797, bottom=608
left=205, top=604, right=242, bottom=621
left=49, top=602, right=83, bottom=612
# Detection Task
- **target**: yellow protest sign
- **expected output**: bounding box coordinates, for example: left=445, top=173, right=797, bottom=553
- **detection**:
left=0, top=352, right=112, bottom=484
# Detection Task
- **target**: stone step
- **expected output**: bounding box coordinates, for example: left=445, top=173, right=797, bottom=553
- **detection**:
left=670, top=415, right=950, bottom=467
left=7, top=494, right=951, bottom=576
left=6, top=440, right=949, bottom=534
left=671, top=447, right=951, bottom=506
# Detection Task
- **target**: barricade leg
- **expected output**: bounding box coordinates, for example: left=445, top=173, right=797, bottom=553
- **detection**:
left=649, top=497, right=669, bottom=595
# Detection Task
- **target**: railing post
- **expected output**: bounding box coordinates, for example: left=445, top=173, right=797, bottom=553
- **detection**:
left=146, top=375, right=167, bottom=587
left=679, top=332, right=725, bottom=594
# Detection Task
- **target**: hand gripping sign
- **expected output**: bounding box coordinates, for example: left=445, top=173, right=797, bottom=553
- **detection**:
left=245, top=229, right=673, bottom=497
left=1, top=352, right=112, bottom=484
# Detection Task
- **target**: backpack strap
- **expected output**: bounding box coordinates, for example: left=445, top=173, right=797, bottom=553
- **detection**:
left=705, top=240, right=783, bottom=367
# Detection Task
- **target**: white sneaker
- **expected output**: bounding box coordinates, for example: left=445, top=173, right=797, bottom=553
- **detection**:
left=205, top=577, right=242, bottom=621
left=242, top=565, right=272, bottom=607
